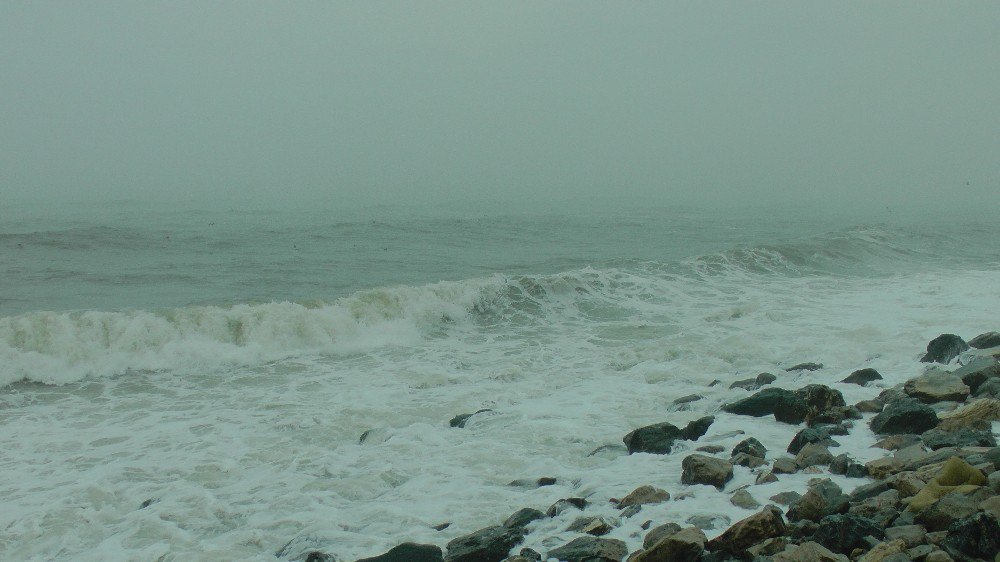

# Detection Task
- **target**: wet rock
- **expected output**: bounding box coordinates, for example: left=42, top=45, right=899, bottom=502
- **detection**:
left=874, top=434, right=922, bottom=451
left=842, top=368, right=883, bottom=386
left=772, top=457, right=798, bottom=474
left=358, top=543, right=444, bottom=562
left=616, top=485, right=669, bottom=509
left=680, top=416, right=715, bottom=441
left=566, top=516, right=615, bottom=536
left=886, top=472, right=925, bottom=498
left=884, top=524, right=927, bottom=548
left=848, top=489, right=901, bottom=527
left=450, top=409, right=494, bottom=428
left=588, top=444, right=629, bottom=458
left=941, top=512, right=1000, bottom=561
left=914, top=492, right=978, bottom=532
left=746, top=537, right=788, bottom=558
left=685, top=514, right=730, bottom=530
left=849, top=480, right=892, bottom=503
left=923, top=551, right=954, bottom=562
left=731, top=489, right=760, bottom=510
left=546, top=498, right=588, bottom=517
left=906, top=456, right=987, bottom=512
left=705, top=505, right=786, bottom=556
left=866, top=457, right=903, bottom=480
left=623, top=422, right=684, bottom=455
left=673, top=394, right=702, bottom=405
left=935, top=398, right=1000, bottom=431
left=855, top=399, right=884, bottom=413
left=769, top=491, right=802, bottom=506
left=642, top=523, right=682, bottom=549
left=952, top=356, right=1000, bottom=393
left=973, top=377, right=1000, bottom=398
left=813, top=514, right=884, bottom=555
left=503, top=508, right=545, bottom=530
left=829, top=454, right=864, bottom=477
left=795, top=443, right=834, bottom=469
left=619, top=505, right=641, bottom=519
left=856, top=539, right=907, bottom=562
left=681, top=454, right=733, bottom=489
left=632, top=526, right=705, bottom=562
left=788, top=479, right=850, bottom=522
left=787, top=362, right=824, bottom=372
left=733, top=437, right=767, bottom=458
left=731, top=452, right=767, bottom=468
left=920, top=334, right=969, bottom=364
left=730, top=372, right=777, bottom=391
left=969, top=331, right=1000, bottom=349
left=795, top=384, right=848, bottom=425
left=697, top=445, right=725, bottom=454
left=920, top=427, right=997, bottom=450
left=508, top=477, right=557, bottom=488
left=305, top=553, right=336, bottom=562
left=445, top=525, right=524, bottom=562
left=788, top=427, right=840, bottom=454
left=772, top=541, right=847, bottom=562
left=756, top=471, right=779, bottom=484
left=546, top=536, right=627, bottom=562
left=722, top=388, right=808, bottom=423
left=989, top=470, right=1000, bottom=493
left=870, top=397, right=940, bottom=435
left=904, top=371, right=970, bottom=403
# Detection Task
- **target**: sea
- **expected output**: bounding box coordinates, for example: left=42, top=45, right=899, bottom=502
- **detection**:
left=2, top=200, right=999, bottom=560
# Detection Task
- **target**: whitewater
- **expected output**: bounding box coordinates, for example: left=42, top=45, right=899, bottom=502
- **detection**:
left=2, top=204, right=999, bottom=560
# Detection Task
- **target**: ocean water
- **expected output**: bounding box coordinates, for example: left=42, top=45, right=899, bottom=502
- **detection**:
left=2, top=203, right=999, bottom=560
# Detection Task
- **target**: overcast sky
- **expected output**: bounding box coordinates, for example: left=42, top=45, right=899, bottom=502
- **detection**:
left=2, top=2, right=997, bottom=213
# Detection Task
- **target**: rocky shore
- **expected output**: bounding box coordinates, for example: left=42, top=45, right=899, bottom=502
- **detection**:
left=291, top=332, right=1000, bottom=562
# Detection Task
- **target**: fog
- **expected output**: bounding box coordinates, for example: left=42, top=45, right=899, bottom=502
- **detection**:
left=2, top=2, right=998, bottom=214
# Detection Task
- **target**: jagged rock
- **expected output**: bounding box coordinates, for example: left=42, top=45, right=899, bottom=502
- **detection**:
left=978, top=495, right=1000, bottom=520
left=450, top=409, right=494, bottom=428
left=772, top=541, right=847, bottom=562
left=914, top=492, right=979, bottom=532
left=546, top=536, right=627, bottom=562
left=849, top=489, right=901, bottom=527
left=508, top=477, right=557, bottom=488
left=587, top=444, right=629, bottom=458
left=616, top=485, right=669, bottom=508
left=733, top=437, right=767, bottom=458
left=870, top=397, right=940, bottom=435
left=855, top=399, right=884, bottom=413
left=772, top=457, right=798, bottom=474
left=936, top=398, right=1000, bottom=431
left=769, top=491, right=802, bottom=506
left=305, top=553, right=336, bottom=562
left=920, top=334, right=969, bottom=364
left=358, top=543, right=444, bottom=562
left=722, top=388, right=808, bottom=423
left=632, top=526, right=705, bottom=562
left=941, top=512, right=1000, bottom=561
left=952, top=356, right=1000, bottom=393
left=673, top=394, right=702, bottom=405
left=445, top=526, right=524, bottom=562
left=685, top=514, right=730, bottom=530
left=968, top=331, right=1000, bottom=349
left=904, top=371, right=970, bottom=403
left=813, top=514, right=884, bottom=555
left=730, top=489, right=760, bottom=510
left=624, top=422, right=684, bottom=454
left=546, top=498, right=587, bottom=517
left=842, top=368, right=883, bottom=386
left=566, top=516, right=614, bottom=536
left=787, top=362, right=824, bottom=372
left=705, top=505, right=786, bottom=555
left=921, top=427, right=997, bottom=450
left=746, top=537, right=788, bottom=558
left=697, top=445, right=725, bottom=454
left=795, top=385, right=848, bottom=425
left=874, top=434, right=922, bottom=450
left=924, top=551, right=955, bottom=562
left=906, top=456, right=987, bottom=512
left=849, top=480, right=892, bottom=503
left=680, top=416, right=715, bottom=441
left=681, top=454, right=733, bottom=489
left=866, top=457, right=903, bottom=480
left=730, top=372, right=777, bottom=391
left=795, top=443, right=834, bottom=468
left=731, top=452, right=767, bottom=468
left=974, top=377, right=1000, bottom=398
left=619, top=505, right=641, bottom=519
left=788, top=427, right=839, bottom=454
left=787, top=479, right=849, bottom=522
left=642, top=523, right=682, bottom=549
left=884, top=524, right=926, bottom=548
left=829, top=454, right=863, bottom=477
left=503, top=508, right=545, bottom=530
left=756, top=470, right=779, bottom=484
left=989, top=470, right=1000, bottom=493
left=856, top=539, right=907, bottom=562
left=886, top=472, right=925, bottom=498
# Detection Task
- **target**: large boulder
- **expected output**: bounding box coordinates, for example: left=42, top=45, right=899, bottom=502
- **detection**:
left=813, top=514, right=884, bottom=555
left=732, top=437, right=767, bottom=458
left=920, top=427, right=997, bottom=450
left=795, top=443, right=834, bottom=468
left=722, top=388, right=809, bottom=424
left=705, top=505, right=786, bottom=555
left=681, top=454, right=733, bottom=489
left=545, top=536, right=627, bottom=562
left=952, top=356, right=1000, bottom=393
left=869, top=397, right=939, bottom=435
left=623, top=422, right=683, bottom=455
left=842, top=368, right=883, bottom=386
left=788, top=427, right=840, bottom=454
left=915, top=492, right=978, bottom=532
left=942, top=512, right=1000, bottom=561
left=445, top=526, right=524, bottom=562
left=787, top=479, right=849, bottom=522
left=903, top=370, right=970, bottom=403
left=630, top=526, right=706, bottom=562
left=680, top=416, right=715, bottom=441
left=795, top=384, right=847, bottom=425
left=358, top=543, right=444, bottom=562
left=920, top=334, right=969, bottom=364
left=968, top=331, right=1000, bottom=349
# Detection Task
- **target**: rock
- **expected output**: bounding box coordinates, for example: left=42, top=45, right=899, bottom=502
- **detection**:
left=546, top=498, right=588, bottom=517
left=685, top=514, right=730, bottom=530
left=906, top=456, right=987, bottom=512
left=968, top=331, right=1000, bottom=349
left=673, top=394, right=702, bottom=405
left=503, top=508, right=545, bottom=530
left=619, top=505, right=641, bottom=518
left=848, top=489, right=901, bottom=527
left=941, top=512, right=1000, bottom=561
left=952, top=356, right=1000, bottom=393
left=788, top=427, right=840, bottom=454
left=921, top=334, right=969, bottom=364
left=904, top=371, right=970, bottom=403
left=769, top=491, right=802, bottom=506
left=588, top=444, right=629, bottom=458
left=813, top=514, right=884, bottom=555
left=642, top=523, right=682, bottom=549
left=632, top=526, right=706, bottom=562
left=795, top=384, right=848, bottom=424
left=855, top=399, right=884, bottom=413
left=697, top=445, right=725, bottom=454
left=450, top=409, right=493, bottom=428
left=680, top=416, right=715, bottom=441
left=546, top=536, right=627, bottom=562
left=756, top=471, right=779, bottom=484
left=772, top=541, right=847, bottom=562
left=733, top=437, right=768, bottom=458
left=795, top=443, right=834, bottom=468
left=623, top=422, right=684, bottom=455
left=978, top=495, right=1000, bottom=519
left=617, top=485, right=669, bottom=509
left=445, top=526, right=524, bottom=562
left=304, top=553, right=336, bottom=562
left=921, top=427, right=997, bottom=450
left=746, top=537, right=788, bottom=558
left=358, top=543, right=444, bottom=562
left=772, top=457, right=798, bottom=474
left=989, top=470, right=1000, bottom=493
left=705, top=505, right=786, bottom=555
left=936, top=398, right=1000, bottom=431
left=856, top=539, right=907, bottom=562
left=849, top=480, right=893, bottom=503
left=923, top=551, right=955, bottom=562
left=866, top=457, right=903, bottom=480
left=566, top=516, right=614, bottom=536
left=914, top=492, right=978, bottom=532
left=508, top=477, right=557, bottom=488
left=974, top=377, right=1000, bottom=398
left=787, top=362, right=824, bottom=372
left=829, top=454, right=864, bottom=477
left=731, top=452, right=767, bottom=468
left=788, top=479, right=850, bottom=522
left=874, top=434, right=923, bottom=451
left=730, top=372, right=777, bottom=391
left=731, top=489, right=760, bottom=510
left=722, top=388, right=808, bottom=423
left=884, top=524, right=927, bottom=547
left=681, top=454, right=733, bottom=489
left=870, top=398, right=940, bottom=435
left=842, top=368, right=883, bottom=386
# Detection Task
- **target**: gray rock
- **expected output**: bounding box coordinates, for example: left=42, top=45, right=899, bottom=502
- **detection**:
left=855, top=399, right=884, bottom=413
left=968, top=331, right=1000, bottom=349
left=445, top=525, right=524, bottom=562
left=681, top=454, right=734, bottom=489
left=813, top=514, right=884, bottom=555
left=904, top=371, right=970, bottom=403
left=769, top=491, right=802, bottom=506
left=941, top=512, right=1000, bottom=561
left=546, top=498, right=587, bottom=517
left=722, top=388, right=808, bottom=424
left=731, top=452, right=768, bottom=468
left=673, top=394, right=702, bottom=405
left=304, top=553, right=337, bottom=562
left=989, top=470, right=1000, bottom=493
left=794, top=384, right=847, bottom=426
left=870, top=397, right=940, bottom=435
left=616, top=485, right=669, bottom=508
left=920, top=334, right=969, bottom=364
left=924, top=551, right=955, bottom=562
left=787, top=362, right=824, bottom=372
left=731, top=489, right=761, bottom=510
left=756, top=471, right=779, bottom=484
left=795, top=443, right=834, bottom=468
left=974, top=377, right=1000, bottom=398
left=848, top=489, right=901, bottom=527
left=623, top=422, right=684, bottom=455
left=449, top=409, right=494, bottom=428
left=849, top=480, right=892, bottom=503
left=787, top=479, right=849, bottom=522
left=685, top=514, right=730, bottom=530
left=680, top=416, right=715, bottom=441
left=772, top=541, right=847, bottom=562
left=874, top=434, right=923, bottom=450
left=952, top=356, right=1000, bottom=393
left=829, top=454, right=862, bottom=477
left=788, top=427, right=840, bottom=454
left=566, top=516, right=614, bottom=536
left=503, top=508, right=545, bottom=530
left=642, top=522, right=682, bottom=549
left=730, top=372, right=777, bottom=391
left=358, top=543, right=443, bottom=562
left=842, top=368, right=883, bottom=386
left=632, top=526, right=706, bottom=562
left=697, top=445, right=725, bottom=454
left=915, top=492, right=978, bottom=532
left=733, top=437, right=768, bottom=458
left=772, top=457, right=798, bottom=473
left=920, top=427, right=997, bottom=450
left=705, top=505, right=786, bottom=556
left=546, top=536, right=627, bottom=562
left=884, top=524, right=927, bottom=548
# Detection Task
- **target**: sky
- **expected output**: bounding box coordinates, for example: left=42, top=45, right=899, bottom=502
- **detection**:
left=2, top=2, right=998, bottom=213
